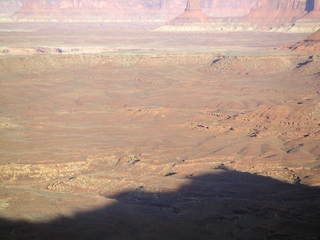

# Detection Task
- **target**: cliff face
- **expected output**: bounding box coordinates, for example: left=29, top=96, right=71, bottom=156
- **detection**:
left=16, top=0, right=162, bottom=21
left=313, top=0, right=320, bottom=11
left=304, top=0, right=320, bottom=18
left=203, top=0, right=257, bottom=17
left=244, top=0, right=307, bottom=27
left=170, top=0, right=210, bottom=24
left=15, top=0, right=177, bottom=21
left=10, top=0, right=320, bottom=25
left=289, top=0, right=320, bottom=32
left=13, top=0, right=260, bottom=22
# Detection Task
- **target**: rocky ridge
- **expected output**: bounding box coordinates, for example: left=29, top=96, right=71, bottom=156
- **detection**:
left=287, top=29, right=320, bottom=51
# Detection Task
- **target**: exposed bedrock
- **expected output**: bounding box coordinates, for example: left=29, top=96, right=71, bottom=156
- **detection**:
left=202, top=0, right=258, bottom=17
left=10, top=0, right=260, bottom=21
left=292, top=0, right=320, bottom=31
left=244, top=0, right=308, bottom=27
left=287, top=28, right=320, bottom=51
left=3, top=0, right=320, bottom=31
left=169, top=0, right=210, bottom=24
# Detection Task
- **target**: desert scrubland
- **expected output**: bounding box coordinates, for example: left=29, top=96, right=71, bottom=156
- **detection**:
left=0, top=0, right=320, bottom=239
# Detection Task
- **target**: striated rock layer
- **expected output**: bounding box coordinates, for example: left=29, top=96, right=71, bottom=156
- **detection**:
left=305, top=0, right=320, bottom=18
left=157, top=0, right=320, bottom=33
left=203, top=0, right=258, bottom=17
left=15, top=0, right=173, bottom=22
left=292, top=0, right=320, bottom=32
left=6, top=0, right=320, bottom=31
left=208, top=0, right=320, bottom=32
left=169, top=0, right=210, bottom=24
left=12, top=0, right=260, bottom=22
left=244, top=0, right=308, bottom=28
left=241, top=0, right=320, bottom=32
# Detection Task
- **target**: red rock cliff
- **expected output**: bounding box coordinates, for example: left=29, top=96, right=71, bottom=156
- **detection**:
left=314, top=0, right=320, bottom=10
left=203, top=0, right=257, bottom=17
left=304, top=0, right=320, bottom=18
left=169, top=0, right=210, bottom=24
left=15, top=0, right=318, bottom=24
left=14, top=0, right=260, bottom=21
left=16, top=0, right=158, bottom=20
left=245, top=0, right=307, bottom=27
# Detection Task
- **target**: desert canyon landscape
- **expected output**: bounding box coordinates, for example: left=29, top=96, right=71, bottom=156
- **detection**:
left=0, top=0, right=320, bottom=239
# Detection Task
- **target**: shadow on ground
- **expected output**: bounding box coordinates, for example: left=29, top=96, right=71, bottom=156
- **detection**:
left=1, top=169, right=320, bottom=240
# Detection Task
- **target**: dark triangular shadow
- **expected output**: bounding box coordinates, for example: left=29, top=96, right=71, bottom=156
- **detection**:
left=1, top=169, right=320, bottom=240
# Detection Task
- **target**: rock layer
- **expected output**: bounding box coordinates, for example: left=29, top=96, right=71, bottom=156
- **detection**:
left=169, top=0, right=210, bottom=24
left=203, top=0, right=258, bottom=17
left=6, top=0, right=320, bottom=31
left=244, top=0, right=308, bottom=27
left=15, top=0, right=173, bottom=22
left=305, top=0, right=320, bottom=17
left=12, top=0, right=260, bottom=22
left=289, top=0, right=320, bottom=32
left=158, top=0, right=320, bottom=32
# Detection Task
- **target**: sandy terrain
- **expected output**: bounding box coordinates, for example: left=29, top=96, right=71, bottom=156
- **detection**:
left=287, top=28, right=320, bottom=52
left=0, top=23, right=319, bottom=239
left=0, top=23, right=308, bottom=53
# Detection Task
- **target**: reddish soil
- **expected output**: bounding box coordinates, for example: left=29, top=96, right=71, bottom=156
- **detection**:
left=0, top=23, right=319, bottom=240
left=288, top=29, right=320, bottom=51
left=308, top=28, right=320, bottom=40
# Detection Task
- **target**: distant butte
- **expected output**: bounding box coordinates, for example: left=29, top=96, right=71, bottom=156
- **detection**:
left=161, top=0, right=320, bottom=32
left=9, top=0, right=320, bottom=31
left=169, top=0, right=210, bottom=25
left=14, top=0, right=167, bottom=21
left=243, top=0, right=307, bottom=28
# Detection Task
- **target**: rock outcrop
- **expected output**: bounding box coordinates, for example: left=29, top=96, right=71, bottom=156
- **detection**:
left=203, top=0, right=257, bottom=17
left=304, top=0, right=320, bottom=18
left=15, top=0, right=174, bottom=22
left=169, top=0, right=210, bottom=24
left=289, top=0, right=320, bottom=32
left=13, top=0, right=260, bottom=22
left=287, top=29, right=320, bottom=51
left=244, top=0, right=308, bottom=28
left=8, top=0, right=320, bottom=31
